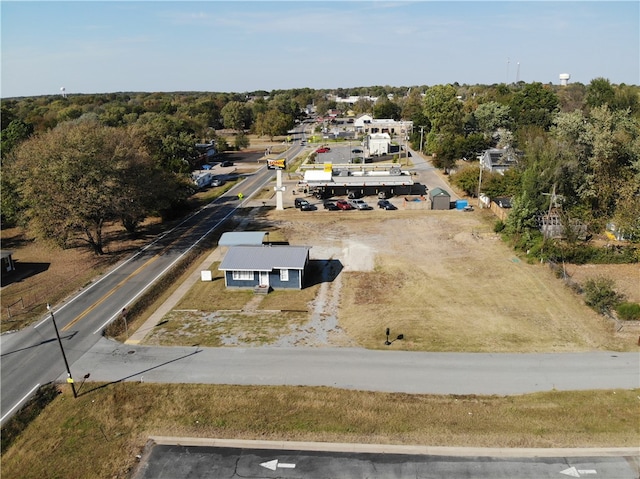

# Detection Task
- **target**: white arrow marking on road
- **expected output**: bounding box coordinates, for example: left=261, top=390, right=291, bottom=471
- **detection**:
left=560, top=466, right=597, bottom=477
left=560, top=466, right=581, bottom=477
left=260, top=459, right=296, bottom=471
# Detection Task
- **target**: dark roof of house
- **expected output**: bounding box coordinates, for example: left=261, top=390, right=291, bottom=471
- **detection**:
left=482, top=148, right=519, bottom=168
left=218, top=245, right=310, bottom=272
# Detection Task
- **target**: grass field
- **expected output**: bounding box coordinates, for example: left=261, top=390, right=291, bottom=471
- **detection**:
left=1, top=384, right=638, bottom=479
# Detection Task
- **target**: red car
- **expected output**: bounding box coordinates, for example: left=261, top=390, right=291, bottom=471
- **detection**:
left=316, top=147, right=331, bottom=153
left=336, top=200, right=353, bottom=210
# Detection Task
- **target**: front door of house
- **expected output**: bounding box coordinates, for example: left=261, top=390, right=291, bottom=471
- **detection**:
left=259, top=271, right=269, bottom=286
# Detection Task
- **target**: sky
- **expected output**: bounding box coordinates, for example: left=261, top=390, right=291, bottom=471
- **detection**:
left=1, top=1, right=638, bottom=98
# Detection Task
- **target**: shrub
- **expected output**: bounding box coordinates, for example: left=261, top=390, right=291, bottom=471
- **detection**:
left=582, top=276, right=626, bottom=313
left=494, top=220, right=506, bottom=233
left=615, top=302, right=640, bottom=321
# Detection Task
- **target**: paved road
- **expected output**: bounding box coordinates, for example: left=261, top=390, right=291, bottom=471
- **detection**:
left=133, top=441, right=640, bottom=479
left=69, top=339, right=639, bottom=395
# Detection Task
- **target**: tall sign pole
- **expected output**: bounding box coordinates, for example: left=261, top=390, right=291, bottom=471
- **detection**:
left=275, top=169, right=284, bottom=211
left=268, top=158, right=286, bottom=211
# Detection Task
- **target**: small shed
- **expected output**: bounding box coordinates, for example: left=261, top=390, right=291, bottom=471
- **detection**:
left=1, top=250, right=15, bottom=274
left=429, top=187, right=451, bottom=210
left=218, top=245, right=310, bottom=290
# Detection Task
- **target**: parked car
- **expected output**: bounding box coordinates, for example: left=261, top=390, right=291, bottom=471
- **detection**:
left=323, top=201, right=339, bottom=210
left=300, top=203, right=317, bottom=211
left=347, top=190, right=363, bottom=199
left=335, top=200, right=353, bottom=210
left=377, top=199, right=397, bottom=210
left=352, top=148, right=363, bottom=154
left=294, top=198, right=310, bottom=209
left=220, top=160, right=234, bottom=167
left=349, top=199, right=372, bottom=210
left=316, top=147, right=330, bottom=153
left=211, top=178, right=225, bottom=187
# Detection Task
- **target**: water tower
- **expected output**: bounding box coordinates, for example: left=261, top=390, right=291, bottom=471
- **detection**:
left=559, top=73, right=571, bottom=86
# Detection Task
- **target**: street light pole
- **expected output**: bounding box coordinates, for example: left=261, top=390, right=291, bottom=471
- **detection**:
left=47, top=304, right=77, bottom=398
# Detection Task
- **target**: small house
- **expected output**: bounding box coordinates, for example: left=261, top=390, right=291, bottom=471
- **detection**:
left=429, top=187, right=451, bottom=210
left=218, top=245, right=310, bottom=290
left=479, top=148, right=518, bottom=174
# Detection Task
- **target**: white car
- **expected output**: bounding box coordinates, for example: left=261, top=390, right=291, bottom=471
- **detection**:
left=348, top=199, right=372, bottom=210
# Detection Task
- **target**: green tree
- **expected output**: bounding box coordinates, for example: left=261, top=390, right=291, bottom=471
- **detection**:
left=9, top=119, right=166, bottom=254
left=474, top=101, right=512, bottom=138
left=451, top=164, right=480, bottom=196
left=131, top=113, right=197, bottom=173
left=373, top=97, right=401, bottom=120
left=423, top=84, right=463, bottom=136
left=1, top=119, right=34, bottom=158
left=586, top=77, right=615, bottom=109
left=221, top=101, right=251, bottom=132
left=254, top=109, right=292, bottom=141
left=582, top=276, right=625, bottom=313
left=509, top=82, right=559, bottom=130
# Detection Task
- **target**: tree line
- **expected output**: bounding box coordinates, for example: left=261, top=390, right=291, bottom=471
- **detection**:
left=1, top=79, right=638, bottom=256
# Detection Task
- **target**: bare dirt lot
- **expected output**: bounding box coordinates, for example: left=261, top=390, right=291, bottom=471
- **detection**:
left=140, top=200, right=639, bottom=352
left=252, top=208, right=639, bottom=352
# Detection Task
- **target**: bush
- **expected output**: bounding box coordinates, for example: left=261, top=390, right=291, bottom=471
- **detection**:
left=494, top=220, right=506, bottom=233
left=582, top=276, right=626, bottom=313
left=546, top=243, right=638, bottom=265
left=615, top=302, right=640, bottom=321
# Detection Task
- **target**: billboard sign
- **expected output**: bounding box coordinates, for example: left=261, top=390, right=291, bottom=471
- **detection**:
left=267, top=158, right=286, bottom=170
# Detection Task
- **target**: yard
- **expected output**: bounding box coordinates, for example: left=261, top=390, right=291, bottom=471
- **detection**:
left=140, top=206, right=639, bottom=352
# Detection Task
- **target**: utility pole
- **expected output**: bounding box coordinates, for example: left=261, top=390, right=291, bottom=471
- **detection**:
left=47, top=304, right=77, bottom=398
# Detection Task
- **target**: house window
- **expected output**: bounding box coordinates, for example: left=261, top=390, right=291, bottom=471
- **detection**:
left=280, top=269, right=289, bottom=282
left=232, top=271, right=253, bottom=281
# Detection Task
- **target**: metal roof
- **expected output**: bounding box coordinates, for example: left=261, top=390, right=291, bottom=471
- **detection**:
left=303, top=166, right=414, bottom=188
left=429, top=187, right=451, bottom=197
left=218, top=232, right=267, bottom=246
left=219, top=245, right=310, bottom=272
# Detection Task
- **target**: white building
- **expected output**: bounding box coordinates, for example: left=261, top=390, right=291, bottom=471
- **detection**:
left=354, top=115, right=413, bottom=137
left=366, top=133, right=391, bottom=156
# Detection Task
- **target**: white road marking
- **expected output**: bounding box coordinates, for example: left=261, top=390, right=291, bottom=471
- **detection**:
left=1, top=383, right=40, bottom=424
left=260, top=459, right=296, bottom=471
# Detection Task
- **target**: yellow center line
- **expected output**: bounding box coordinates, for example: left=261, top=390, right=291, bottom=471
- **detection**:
left=61, top=210, right=210, bottom=332
left=61, top=255, right=160, bottom=332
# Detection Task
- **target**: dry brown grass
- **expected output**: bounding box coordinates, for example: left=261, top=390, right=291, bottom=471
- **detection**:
left=1, top=384, right=638, bottom=479
left=266, top=209, right=640, bottom=352
left=0, top=220, right=164, bottom=332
